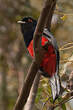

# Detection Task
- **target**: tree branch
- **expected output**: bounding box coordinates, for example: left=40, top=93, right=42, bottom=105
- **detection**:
left=24, top=71, right=41, bottom=110
left=45, top=0, right=57, bottom=30
left=13, top=0, right=57, bottom=110
left=13, top=60, right=41, bottom=110
left=33, top=0, right=56, bottom=55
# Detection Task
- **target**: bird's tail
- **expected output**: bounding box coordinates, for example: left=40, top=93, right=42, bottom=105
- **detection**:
left=50, top=72, right=61, bottom=102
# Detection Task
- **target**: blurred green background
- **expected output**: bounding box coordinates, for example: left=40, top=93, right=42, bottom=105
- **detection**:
left=0, top=0, right=73, bottom=110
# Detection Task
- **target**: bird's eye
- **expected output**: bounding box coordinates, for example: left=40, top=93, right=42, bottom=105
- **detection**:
left=28, top=19, right=32, bottom=23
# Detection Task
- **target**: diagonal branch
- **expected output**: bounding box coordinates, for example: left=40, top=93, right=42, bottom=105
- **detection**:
left=13, top=60, right=41, bottom=110
left=24, top=71, right=41, bottom=110
left=13, top=0, right=57, bottom=110
left=33, top=0, right=56, bottom=56
left=53, top=91, right=73, bottom=109
left=45, top=0, right=57, bottom=30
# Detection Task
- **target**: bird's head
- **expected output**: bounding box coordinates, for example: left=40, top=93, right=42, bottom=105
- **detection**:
left=17, top=17, right=37, bottom=34
left=17, top=17, right=37, bottom=46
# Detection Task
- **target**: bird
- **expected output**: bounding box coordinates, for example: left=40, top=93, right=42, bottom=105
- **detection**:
left=18, top=17, right=61, bottom=102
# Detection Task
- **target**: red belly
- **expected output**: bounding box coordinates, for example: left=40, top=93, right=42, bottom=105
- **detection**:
left=27, top=36, right=56, bottom=77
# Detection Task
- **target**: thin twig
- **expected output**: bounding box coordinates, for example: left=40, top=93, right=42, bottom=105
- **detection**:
left=53, top=91, right=73, bottom=109
left=60, top=45, right=73, bottom=51
left=60, top=59, right=73, bottom=63
left=54, top=96, right=73, bottom=109
left=59, top=42, right=73, bottom=51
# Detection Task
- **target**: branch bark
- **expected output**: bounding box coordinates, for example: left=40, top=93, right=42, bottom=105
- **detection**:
left=13, top=60, right=41, bottom=110
left=13, top=0, right=57, bottom=110
left=24, top=71, right=41, bottom=110
left=45, top=0, right=57, bottom=30
left=33, top=0, right=56, bottom=54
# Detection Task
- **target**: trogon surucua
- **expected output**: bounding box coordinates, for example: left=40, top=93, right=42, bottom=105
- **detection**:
left=18, top=17, right=61, bottom=101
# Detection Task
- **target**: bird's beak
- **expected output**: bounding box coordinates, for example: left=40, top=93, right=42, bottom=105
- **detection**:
left=17, top=21, right=26, bottom=24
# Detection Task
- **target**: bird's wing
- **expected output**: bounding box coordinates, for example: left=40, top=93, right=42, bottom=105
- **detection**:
left=43, top=28, right=61, bottom=101
left=43, top=28, right=60, bottom=73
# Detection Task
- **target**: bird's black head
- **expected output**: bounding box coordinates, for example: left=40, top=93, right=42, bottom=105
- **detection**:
left=18, top=17, right=37, bottom=47
left=18, top=17, right=37, bottom=34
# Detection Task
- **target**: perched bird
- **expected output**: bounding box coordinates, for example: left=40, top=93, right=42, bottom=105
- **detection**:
left=18, top=17, right=61, bottom=101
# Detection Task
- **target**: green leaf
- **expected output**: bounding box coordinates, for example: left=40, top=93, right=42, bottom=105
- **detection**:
left=35, top=87, right=43, bottom=103
left=61, top=103, right=66, bottom=110
left=58, top=97, right=66, bottom=110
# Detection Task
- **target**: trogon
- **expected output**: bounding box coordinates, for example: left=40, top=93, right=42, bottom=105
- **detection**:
left=18, top=17, right=61, bottom=101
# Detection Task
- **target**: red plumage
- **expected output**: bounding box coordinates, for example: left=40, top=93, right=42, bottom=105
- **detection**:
left=28, top=36, right=56, bottom=77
